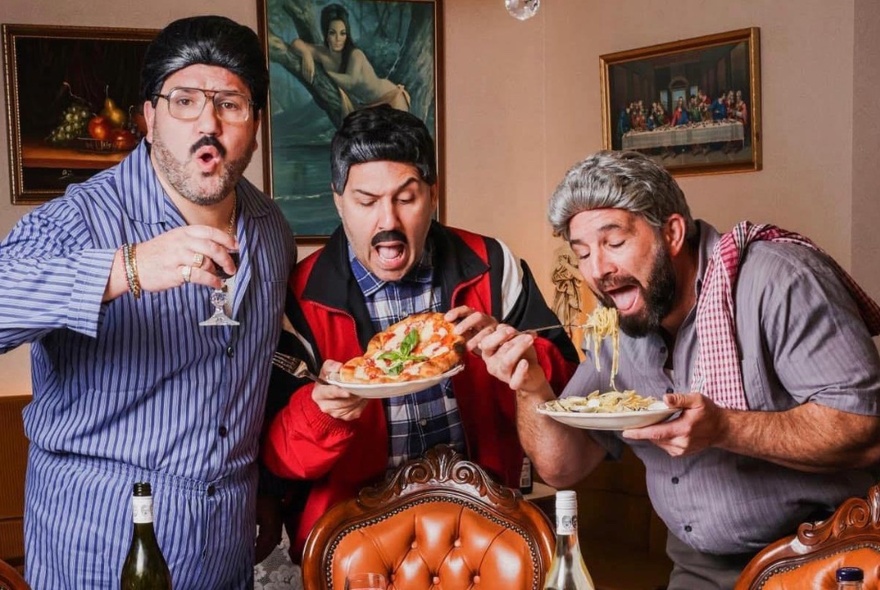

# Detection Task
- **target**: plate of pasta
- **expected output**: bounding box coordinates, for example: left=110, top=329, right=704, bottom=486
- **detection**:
left=536, top=390, right=676, bottom=430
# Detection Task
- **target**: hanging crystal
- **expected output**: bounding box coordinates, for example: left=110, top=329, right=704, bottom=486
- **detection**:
left=505, top=0, right=540, bottom=20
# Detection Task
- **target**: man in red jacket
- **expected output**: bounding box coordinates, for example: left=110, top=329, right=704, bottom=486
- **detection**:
left=258, top=105, right=578, bottom=564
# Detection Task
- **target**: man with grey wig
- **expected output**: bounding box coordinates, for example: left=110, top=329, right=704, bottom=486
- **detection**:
left=477, top=150, right=880, bottom=589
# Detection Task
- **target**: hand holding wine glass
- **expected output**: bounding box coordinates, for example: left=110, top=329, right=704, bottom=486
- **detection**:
left=200, top=249, right=240, bottom=327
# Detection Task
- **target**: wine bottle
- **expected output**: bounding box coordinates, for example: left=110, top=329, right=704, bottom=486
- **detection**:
left=836, top=567, right=864, bottom=590
left=542, top=490, right=595, bottom=590
left=120, top=482, right=172, bottom=590
left=519, top=456, right=534, bottom=495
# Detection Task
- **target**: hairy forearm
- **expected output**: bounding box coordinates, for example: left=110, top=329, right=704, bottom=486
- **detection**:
left=718, top=402, right=880, bottom=472
left=516, top=386, right=605, bottom=487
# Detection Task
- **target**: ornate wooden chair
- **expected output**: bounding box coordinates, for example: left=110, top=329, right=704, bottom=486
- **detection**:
left=0, top=558, right=29, bottom=590
left=734, top=483, right=880, bottom=589
left=302, top=445, right=554, bottom=590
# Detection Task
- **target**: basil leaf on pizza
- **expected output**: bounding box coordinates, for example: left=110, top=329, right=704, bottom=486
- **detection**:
left=339, top=312, right=466, bottom=383
left=377, top=329, right=429, bottom=376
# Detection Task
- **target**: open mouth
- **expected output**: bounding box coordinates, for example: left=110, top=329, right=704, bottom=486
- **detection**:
left=194, top=146, right=222, bottom=171
left=374, top=241, right=407, bottom=269
left=603, top=284, right=640, bottom=313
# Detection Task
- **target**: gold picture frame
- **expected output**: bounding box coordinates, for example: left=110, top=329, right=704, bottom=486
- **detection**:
left=600, top=27, right=761, bottom=176
left=2, top=24, right=157, bottom=205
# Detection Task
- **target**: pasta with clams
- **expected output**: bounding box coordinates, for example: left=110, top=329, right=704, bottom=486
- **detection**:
left=543, top=389, right=657, bottom=413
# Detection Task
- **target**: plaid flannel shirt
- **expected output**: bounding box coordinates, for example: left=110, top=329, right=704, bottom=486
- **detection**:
left=348, top=244, right=465, bottom=470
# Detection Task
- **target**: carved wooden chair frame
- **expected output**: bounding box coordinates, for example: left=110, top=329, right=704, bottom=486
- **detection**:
left=302, top=445, right=554, bottom=590
left=735, top=483, right=880, bottom=589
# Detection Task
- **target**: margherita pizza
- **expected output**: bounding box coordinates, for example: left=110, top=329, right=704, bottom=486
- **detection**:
left=339, top=312, right=466, bottom=383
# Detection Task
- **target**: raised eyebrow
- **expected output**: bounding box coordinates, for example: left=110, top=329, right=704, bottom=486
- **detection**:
left=353, top=176, right=421, bottom=199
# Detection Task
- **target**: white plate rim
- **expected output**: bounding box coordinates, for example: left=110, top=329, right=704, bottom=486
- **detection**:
left=327, top=364, right=465, bottom=398
left=535, top=403, right=676, bottom=430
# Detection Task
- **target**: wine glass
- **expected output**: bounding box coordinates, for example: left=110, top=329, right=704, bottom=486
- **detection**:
left=199, top=250, right=240, bottom=327
left=344, top=572, right=387, bottom=590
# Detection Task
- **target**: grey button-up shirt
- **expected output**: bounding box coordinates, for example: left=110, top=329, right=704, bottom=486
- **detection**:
left=563, top=220, right=880, bottom=554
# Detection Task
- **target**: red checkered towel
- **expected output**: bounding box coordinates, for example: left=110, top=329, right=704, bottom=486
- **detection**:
left=691, top=221, right=880, bottom=409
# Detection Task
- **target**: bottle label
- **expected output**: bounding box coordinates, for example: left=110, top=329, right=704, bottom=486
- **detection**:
left=520, top=456, right=533, bottom=493
left=132, top=496, right=154, bottom=524
left=556, top=511, right=578, bottom=535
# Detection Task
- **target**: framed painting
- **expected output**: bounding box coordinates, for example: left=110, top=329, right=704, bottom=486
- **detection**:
left=600, top=27, right=761, bottom=176
left=257, top=0, right=443, bottom=244
left=2, top=24, right=157, bottom=204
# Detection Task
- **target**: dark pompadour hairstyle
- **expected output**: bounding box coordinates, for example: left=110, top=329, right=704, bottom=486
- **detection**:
left=140, top=15, right=269, bottom=112
left=330, top=105, right=436, bottom=194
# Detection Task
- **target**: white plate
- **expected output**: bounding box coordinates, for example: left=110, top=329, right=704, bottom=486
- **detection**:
left=327, top=364, right=465, bottom=399
left=536, top=401, right=677, bottom=431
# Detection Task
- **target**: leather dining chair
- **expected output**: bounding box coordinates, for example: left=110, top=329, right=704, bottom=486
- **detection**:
left=0, top=558, right=30, bottom=590
left=302, top=445, right=555, bottom=590
left=734, top=483, right=880, bottom=589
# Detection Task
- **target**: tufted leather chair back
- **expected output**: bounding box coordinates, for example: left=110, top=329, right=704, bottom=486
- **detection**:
left=302, top=445, right=554, bottom=590
left=735, top=483, right=880, bottom=589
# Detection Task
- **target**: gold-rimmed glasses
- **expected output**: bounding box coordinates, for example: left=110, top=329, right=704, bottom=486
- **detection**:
left=153, top=87, right=254, bottom=123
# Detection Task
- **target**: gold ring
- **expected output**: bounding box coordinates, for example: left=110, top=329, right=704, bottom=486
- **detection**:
left=182, top=265, right=192, bottom=283
left=192, top=252, right=205, bottom=268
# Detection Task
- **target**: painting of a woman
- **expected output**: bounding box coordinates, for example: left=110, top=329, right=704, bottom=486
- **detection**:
left=261, top=0, right=438, bottom=239
left=291, top=4, right=410, bottom=114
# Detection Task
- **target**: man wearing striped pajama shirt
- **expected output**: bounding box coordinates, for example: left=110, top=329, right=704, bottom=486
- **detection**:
left=0, top=15, right=295, bottom=589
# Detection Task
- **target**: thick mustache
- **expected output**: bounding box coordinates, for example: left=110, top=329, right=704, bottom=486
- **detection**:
left=371, top=230, right=407, bottom=247
left=190, top=135, right=226, bottom=158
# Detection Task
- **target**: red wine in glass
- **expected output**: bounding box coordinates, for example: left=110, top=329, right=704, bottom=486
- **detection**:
left=216, top=250, right=240, bottom=279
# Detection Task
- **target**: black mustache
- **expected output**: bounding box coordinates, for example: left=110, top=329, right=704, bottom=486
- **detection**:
left=190, top=135, right=226, bottom=158
left=371, top=230, right=407, bottom=247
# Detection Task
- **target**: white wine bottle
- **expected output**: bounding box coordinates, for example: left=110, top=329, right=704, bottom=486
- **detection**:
left=120, top=482, right=172, bottom=590
left=543, top=490, right=596, bottom=590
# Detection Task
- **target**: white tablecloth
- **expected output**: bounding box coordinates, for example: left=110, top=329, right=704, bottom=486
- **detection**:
left=622, top=121, right=745, bottom=150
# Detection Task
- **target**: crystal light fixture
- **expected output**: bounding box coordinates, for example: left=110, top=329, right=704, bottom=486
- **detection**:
left=505, top=0, right=540, bottom=20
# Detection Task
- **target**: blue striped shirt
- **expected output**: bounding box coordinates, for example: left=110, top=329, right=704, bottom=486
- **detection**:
left=0, top=142, right=295, bottom=588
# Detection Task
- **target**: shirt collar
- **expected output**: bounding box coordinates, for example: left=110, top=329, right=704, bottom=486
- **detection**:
left=348, top=241, right=435, bottom=297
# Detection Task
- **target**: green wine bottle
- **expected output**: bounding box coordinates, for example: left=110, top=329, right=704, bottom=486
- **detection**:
left=120, top=482, right=172, bottom=590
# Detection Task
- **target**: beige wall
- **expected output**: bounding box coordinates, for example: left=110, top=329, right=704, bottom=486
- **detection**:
left=1, top=0, right=877, bottom=395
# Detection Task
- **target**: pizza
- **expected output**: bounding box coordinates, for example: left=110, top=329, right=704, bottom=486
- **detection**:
left=339, top=312, right=466, bottom=383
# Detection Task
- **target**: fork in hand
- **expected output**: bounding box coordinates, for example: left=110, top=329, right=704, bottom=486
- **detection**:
left=271, top=352, right=330, bottom=385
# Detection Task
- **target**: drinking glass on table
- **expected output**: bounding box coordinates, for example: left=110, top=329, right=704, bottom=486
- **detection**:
left=344, top=572, right=387, bottom=590
left=199, top=250, right=239, bottom=327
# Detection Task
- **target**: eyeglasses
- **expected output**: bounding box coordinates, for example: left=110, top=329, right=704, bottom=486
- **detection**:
left=153, top=87, right=254, bottom=123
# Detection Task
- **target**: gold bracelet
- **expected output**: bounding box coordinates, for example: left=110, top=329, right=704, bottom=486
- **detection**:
left=122, top=243, right=142, bottom=299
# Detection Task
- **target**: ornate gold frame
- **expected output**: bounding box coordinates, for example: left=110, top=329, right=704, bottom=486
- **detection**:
left=600, top=27, right=762, bottom=177
left=2, top=24, right=157, bottom=204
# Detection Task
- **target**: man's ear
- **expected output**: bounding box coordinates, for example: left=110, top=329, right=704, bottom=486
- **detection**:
left=664, top=214, right=688, bottom=256
left=430, top=184, right=439, bottom=212
left=143, top=100, right=155, bottom=143
left=333, top=188, right=344, bottom=217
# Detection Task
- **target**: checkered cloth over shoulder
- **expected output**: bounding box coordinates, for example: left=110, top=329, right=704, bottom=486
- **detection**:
left=692, top=221, right=880, bottom=410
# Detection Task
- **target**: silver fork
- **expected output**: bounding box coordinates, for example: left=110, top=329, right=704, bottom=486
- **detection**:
left=271, top=352, right=330, bottom=385
left=529, top=323, right=585, bottom=333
